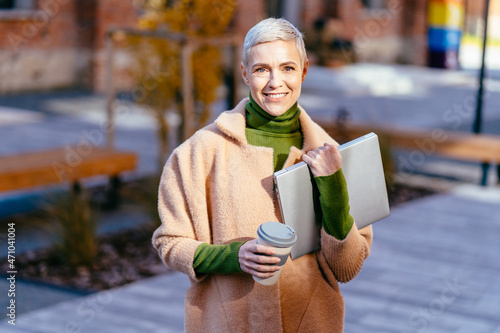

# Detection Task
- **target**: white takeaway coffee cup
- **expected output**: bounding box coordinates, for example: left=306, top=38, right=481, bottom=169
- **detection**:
left=253, top=222, right=297, bottom=286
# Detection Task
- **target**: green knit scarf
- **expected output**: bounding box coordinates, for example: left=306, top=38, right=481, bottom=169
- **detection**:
left=245, top=94, right=303, bottom=171
left=245, top=94, right=301, bottom=133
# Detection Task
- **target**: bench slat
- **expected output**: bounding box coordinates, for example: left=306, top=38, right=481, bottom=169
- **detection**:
left=0, top=147, right=137, bottom=192
left=318, top=122, right=500, bottom=163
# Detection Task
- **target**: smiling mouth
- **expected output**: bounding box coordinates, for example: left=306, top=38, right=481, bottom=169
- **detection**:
left=264, top=92, right=288, bottom=98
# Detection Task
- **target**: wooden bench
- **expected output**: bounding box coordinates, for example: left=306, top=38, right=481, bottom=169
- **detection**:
left=317, top=121, right=500, bottom=186
left=0, top=146, right=137, bottom=207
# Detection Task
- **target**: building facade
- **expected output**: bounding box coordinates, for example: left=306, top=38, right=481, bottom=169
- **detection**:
left=0, top=0, right=497, bottom=94
left=0, top=0, right=137, bottom=94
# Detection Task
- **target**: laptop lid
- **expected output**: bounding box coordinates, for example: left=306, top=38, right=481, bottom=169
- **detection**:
left=274, top=132, right=390, bottom=260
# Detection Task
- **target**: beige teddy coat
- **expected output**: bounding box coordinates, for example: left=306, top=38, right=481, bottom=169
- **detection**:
left=153, top=98, right=373, bottom=332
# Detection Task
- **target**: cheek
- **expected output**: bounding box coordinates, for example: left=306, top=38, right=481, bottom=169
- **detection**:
left=249, top=77, right=267, bottom=92
left=290, top=76, right=303, bottom=87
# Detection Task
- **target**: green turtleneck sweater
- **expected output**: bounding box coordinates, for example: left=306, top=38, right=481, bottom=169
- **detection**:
left=245, top=94, right=303, bottom=171
left=192, top=96, right=354, bottom=274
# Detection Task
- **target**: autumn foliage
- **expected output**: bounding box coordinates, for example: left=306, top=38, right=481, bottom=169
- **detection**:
left=126, top=0, right=236, bottom=166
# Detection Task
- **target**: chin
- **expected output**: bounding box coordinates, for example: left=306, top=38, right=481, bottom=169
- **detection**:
left=264, top=107, right=287, bottom=117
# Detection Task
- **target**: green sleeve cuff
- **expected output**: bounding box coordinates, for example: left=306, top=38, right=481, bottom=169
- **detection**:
left=313, top=168, right=354, bottom=240
left=193, top=241, right=245, bottom=274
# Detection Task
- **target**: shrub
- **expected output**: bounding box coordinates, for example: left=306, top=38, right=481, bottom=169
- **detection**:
left=45, top=187, right=98, bottom=268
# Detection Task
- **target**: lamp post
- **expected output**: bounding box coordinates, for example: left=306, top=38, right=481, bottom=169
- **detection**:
left=472, top=0, right=490, bottom=186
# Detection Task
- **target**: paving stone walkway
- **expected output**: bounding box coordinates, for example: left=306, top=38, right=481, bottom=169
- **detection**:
left=1, top=63, right=499, bottom=332
left=1, top=185, right=499, bottom=332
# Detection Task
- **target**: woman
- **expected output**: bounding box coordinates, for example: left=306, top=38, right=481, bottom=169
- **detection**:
left=153, top=18, right=373, bottom=332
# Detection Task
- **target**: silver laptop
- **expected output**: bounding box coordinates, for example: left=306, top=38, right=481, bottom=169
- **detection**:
left=274, top=132, right=390, bottom=260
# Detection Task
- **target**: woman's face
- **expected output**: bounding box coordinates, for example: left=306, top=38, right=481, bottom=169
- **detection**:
left=241, top=40, right=308, bottom=117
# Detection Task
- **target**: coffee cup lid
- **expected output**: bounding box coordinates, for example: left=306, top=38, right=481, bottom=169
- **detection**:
left=257, top=222, right=297, bottom=247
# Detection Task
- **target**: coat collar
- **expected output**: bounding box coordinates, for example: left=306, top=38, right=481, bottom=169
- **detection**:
left=215, top=97, right=326, bottom=157
left=214, top=98, right=249, bottom=145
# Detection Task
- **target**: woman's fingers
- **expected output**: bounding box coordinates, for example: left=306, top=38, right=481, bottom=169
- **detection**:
left=245, top=266, right=280, bottom=278
left=302, top=142, right=342, bottom=177
left=240, top=258, right=281, bottom=277
left=243, top=259, right=280, bottom=274
left=238, top=239, right=281, bottom=277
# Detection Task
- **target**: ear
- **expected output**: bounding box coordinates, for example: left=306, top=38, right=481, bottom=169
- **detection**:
left=241, top=62, right=250, bottom=86
left=301, top=59, right=309, bottom=83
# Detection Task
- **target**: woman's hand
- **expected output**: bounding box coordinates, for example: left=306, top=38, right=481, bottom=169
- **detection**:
left=302, top=143, right=342, bottom=177
left=238, top=239, right=281, bottom=278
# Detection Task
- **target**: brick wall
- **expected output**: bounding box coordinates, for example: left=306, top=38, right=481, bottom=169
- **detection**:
left=328, top=0, right=404, bottom=63
left=0, top=0, right=266, bottom=94
left=0, top=0, right=138, bottom=94
left=301, top=0, right=325, bottom=29
left=397, top=0, right=428, bottom=65
left=1, top=0, right=459, bottom=94
left=92, top=0, right=138, bottom=92
left=298, top=0, right=429, bottom=65
left=0, top=0, right=80, bottom=50
left=0, top=0, right=85, bottom=93
left=233, top=0, right=265, bottom=37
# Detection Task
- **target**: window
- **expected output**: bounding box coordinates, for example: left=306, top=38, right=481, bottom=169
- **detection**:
left=0, top=0, right=35, bottom=10
left=361, top=0, right=386, bottom=10
left=0, top=0, right=14, bottom=9
left=267, top=0, right=283, bottom=18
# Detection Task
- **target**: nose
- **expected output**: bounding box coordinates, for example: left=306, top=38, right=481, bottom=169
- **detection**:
left=268, top=70, right=283, bottom=89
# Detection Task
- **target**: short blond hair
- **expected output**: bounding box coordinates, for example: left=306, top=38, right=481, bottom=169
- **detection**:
left=242, top=18, right=307, bottom=69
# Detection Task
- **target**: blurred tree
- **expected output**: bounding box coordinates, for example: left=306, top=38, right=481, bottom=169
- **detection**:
left=124, top=0, right=236, bottom=169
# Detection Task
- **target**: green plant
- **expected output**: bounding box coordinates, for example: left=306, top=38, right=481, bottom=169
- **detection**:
left=45, top=188, right=98, bottom=268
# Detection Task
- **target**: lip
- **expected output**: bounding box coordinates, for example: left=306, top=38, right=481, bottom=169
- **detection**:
left=263, top=92, right=288, bottom=100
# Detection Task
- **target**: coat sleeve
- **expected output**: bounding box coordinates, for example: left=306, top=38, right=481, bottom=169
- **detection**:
left=305, top=122, right=373, bottom=283
left=319, top=223, right=373, bottom=283
left=152, top=140, right=212, bottom=283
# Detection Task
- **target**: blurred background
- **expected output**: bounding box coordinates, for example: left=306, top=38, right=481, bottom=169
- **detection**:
left=0, top=0, right=499, bottom=332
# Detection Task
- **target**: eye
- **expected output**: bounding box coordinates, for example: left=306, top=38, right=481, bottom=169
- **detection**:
left=254, top=67, right=267, bottom=73
left=284, top=66, right=295, bottom=71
